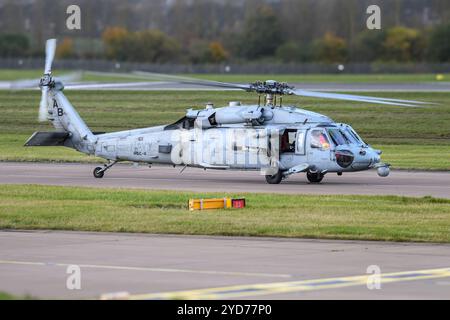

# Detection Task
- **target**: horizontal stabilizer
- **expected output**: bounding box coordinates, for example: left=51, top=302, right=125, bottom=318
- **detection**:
left=24, top=132, right=69, bottom=147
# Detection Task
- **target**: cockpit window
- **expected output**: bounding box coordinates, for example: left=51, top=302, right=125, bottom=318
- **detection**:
left=342, top=129, right=360, bottom=144
left=327, top=127, right=364, bottom=145
left=342, top=125, right=366, bottom=145
left=327, top=128, right=347, bottom=146
left=349, top=127, right=365, bottom=144
left=164, top=116, right=195, bottom=130
left=310, top=129, right=330, bottom=150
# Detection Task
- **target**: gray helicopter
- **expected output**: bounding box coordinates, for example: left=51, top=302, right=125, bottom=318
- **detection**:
left=23, top=39, right=428, bottom=184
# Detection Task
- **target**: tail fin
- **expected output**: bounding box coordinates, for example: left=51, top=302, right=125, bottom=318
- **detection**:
left=27, top=85, right=97, bottom=153
left=23, top=38, right=96, bottom=153
left=48, top=86, right=97, bottom=145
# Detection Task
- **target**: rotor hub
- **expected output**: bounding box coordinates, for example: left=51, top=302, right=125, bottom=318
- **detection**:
left=39, top=74, right=54, bottom=88
left=249, top=80, right=294, bottom=95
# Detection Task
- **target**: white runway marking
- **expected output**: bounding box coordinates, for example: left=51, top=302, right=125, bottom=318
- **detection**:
left=0, top=260, right=292, bottom=279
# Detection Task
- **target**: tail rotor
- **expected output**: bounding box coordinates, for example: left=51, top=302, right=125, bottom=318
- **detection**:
left=44, top=39, right=56, bottom=75
left=38, top=39, right=57, bottom=122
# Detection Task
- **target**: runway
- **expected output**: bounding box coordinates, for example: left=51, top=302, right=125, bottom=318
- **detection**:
left=0, top=230, right=449, bottom=299
left=0, top=162, right=449, bottom=198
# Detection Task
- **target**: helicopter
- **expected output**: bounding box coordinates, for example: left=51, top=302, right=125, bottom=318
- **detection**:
left=20, top=39, right=428, bottom=184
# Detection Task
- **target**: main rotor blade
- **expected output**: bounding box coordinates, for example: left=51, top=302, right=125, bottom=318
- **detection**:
left=44, top=39, right=57, bottom=75
left=83, top=71, right=155, bottom=81
left=352, top=96, right=432, bottom=105
left=292, top=89, right=426, bottom=107
left=133, top=71, right=252, bottom=90
left=83, top=70, right=248, bottom=90
left=64, top=81, right=169, bottom=90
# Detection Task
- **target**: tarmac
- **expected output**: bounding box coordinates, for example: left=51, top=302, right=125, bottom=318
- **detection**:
left=0, top=230, right=449, bottom=300
left=0, top=162, right=448, bottom=198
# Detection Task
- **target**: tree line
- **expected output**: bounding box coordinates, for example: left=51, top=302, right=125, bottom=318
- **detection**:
left=0, top=1, right=449, bottom=64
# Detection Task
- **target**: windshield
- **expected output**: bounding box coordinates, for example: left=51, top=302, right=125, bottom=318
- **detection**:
left=345, top=126, right=366, bottom=145
left=341, top=129, right=360, bottom=144
left=327, top=128, right=348, bottom=146
left=327, top=126, right=364, bottom=146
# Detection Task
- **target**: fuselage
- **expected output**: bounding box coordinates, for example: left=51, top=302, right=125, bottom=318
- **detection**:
left=92, top=104, right=383, bottom=176
left=30, top=86, right=390, bottom=183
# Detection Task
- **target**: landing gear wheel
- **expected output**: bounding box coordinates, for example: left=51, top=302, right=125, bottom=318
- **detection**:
left=93, top=167, right=104, bottom=179
left=307, top=172, right=324, bottom=183
left=93, top=161, right=117, bottom=179
left=265, top=170, right=283, bottom=184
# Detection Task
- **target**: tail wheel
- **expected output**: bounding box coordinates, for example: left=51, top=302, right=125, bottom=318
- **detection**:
left=307, top=172, right=324, bottom=183
left=265, top=170, right=283, bottom=184
left=93, top=167, right=104, bottom=179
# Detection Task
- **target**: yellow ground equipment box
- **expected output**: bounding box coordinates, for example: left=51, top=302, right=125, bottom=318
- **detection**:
left=188, top=198, right=246, bottom=211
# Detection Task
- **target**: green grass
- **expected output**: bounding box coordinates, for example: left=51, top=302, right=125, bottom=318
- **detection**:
left=0, top=292, right=17, bottom=300
left=374, top=145, right=450, bottom=170
left=0, top=291, right=34, bottom=300
left=0, top=90, right=449, bottom=170
left=1, top=69, right=449, bottom=83
left=1, top=185, right=449, bottom=242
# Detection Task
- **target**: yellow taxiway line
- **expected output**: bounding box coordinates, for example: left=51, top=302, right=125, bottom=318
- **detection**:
left=126, top=267, right=450, bottom=300
left=1, top=259, right=449, bottom=299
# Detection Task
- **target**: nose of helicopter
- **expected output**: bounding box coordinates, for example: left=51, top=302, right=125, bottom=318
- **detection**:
left=370, top=148, right=382, bottom=164
left=363, top=147, right=382, bottom=166
left=368, top=148, right=390, bottom=177
left=346, top=146, right=381, bottom=170
left=353, top=147, right=389, bottom=176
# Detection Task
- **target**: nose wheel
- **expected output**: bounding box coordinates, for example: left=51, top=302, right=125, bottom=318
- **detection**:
left=306, top=171, right=324, bottom=183
left=93, top=161, right=117, bottom=179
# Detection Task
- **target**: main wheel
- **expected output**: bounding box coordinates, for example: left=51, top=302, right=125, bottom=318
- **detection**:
left=306, top=172, right=324, bottom=183
left=93, top=167, right=105, bottom=179
left=265, top=170, right=283, bottom=184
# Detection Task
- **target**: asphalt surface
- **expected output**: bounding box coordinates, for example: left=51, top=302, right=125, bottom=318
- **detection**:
left=1, top=163, right=449, bottom=299
left=0, top=230, right=449, bottom=299
left=0, top=162, right=449, bottom=198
